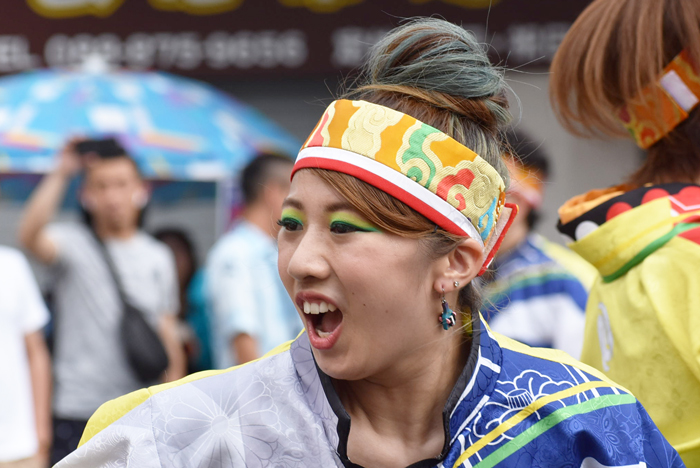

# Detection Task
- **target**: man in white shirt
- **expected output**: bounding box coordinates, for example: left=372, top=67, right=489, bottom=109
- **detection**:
left=0, top=246, right=51, bottom=468
left=207, top=154, right=301, bottom=368
left=18, top=138, right=186, bottom=464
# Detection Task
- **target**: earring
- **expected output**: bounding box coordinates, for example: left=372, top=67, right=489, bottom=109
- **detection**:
left=454, top=281, right=460, bottom=288
left=439, top=287, right=457, bottom=330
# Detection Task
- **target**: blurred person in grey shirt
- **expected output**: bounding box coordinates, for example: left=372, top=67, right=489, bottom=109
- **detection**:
left=18, top=138, right=186, bottom=465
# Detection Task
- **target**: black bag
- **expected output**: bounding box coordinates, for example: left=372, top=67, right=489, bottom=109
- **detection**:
left=92, top=232, right=169, bottom=382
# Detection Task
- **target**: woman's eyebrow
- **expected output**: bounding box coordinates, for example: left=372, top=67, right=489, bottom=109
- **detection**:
left=282, top=198, right=303, bottom=209
left=325, top=201, right=355, bottom=213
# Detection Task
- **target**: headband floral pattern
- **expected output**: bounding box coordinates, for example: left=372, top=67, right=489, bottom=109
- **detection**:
left=292, top=99, right=517, bottom=275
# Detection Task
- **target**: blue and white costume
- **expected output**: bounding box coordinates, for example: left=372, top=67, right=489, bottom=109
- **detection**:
left=55, top=314, right=682, bottom=468
left=481, top=234, right=595, bottom=358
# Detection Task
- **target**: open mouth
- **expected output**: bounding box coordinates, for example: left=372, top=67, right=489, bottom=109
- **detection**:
left=301, top=300, right=344, bottom=349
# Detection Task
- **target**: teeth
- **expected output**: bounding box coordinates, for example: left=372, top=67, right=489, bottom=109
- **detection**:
left=316, top=329, right=331, bottom=338
left=302, top=301, right=337, bottom=315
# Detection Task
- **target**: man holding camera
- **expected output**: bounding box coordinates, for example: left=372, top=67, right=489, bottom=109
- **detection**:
left=18, top=138, right=186, bottom=464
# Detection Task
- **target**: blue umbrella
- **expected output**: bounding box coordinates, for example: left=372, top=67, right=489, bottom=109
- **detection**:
left=0, top=68, right=300, bottom=180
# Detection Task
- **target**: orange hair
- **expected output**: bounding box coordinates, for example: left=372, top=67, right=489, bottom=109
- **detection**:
left=550, top=0, right=700, bottom=185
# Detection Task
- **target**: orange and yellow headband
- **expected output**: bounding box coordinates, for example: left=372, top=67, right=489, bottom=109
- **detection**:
left=292, top=99, right=517, bottom=274
left=619, top=50, right=700, bottom=149
left=505, top=158, right=545, bottom=209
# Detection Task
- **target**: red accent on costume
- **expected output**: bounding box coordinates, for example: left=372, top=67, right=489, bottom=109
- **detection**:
left=606, top=202, right=634, bottom=221
left=679, top=226, right=700, bottom=245
left=641, top=188, right=670, bottom=205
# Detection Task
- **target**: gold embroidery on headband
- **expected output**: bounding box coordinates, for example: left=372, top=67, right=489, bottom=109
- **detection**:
left=300, top=100, right=506, bottom=243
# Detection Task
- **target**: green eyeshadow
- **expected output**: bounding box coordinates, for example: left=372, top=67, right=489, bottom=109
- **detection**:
left=280, top=207, right=305, bottom=224
left=329, top=212, right=380, bottom=232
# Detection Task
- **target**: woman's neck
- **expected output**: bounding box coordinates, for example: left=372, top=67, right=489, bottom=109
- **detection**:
left=336, top=331, right=470, bottom=468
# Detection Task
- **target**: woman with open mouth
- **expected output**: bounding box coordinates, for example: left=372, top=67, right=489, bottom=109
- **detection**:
left=56, top=18, right=683, bottom=468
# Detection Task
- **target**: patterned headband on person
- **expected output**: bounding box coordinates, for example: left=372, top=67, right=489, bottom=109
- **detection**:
left=505, top=158, right=545, bottom=209
left=292, top=99, right=518, bottom=275
left=619, top=49, right=700, bottom=149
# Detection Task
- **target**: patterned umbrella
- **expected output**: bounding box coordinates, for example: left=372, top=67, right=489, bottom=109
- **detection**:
left=0, top=68, right=300, bottom=180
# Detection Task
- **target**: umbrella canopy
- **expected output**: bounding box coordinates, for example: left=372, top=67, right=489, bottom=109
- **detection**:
left=0, top=69, right=300, bottom=180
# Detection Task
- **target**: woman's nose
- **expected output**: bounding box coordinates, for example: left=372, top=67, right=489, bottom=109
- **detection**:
left=286, top=228, right=332, bottom=282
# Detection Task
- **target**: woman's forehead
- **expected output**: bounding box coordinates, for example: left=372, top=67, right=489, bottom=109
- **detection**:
left=287, top=170, right=349, bottom=210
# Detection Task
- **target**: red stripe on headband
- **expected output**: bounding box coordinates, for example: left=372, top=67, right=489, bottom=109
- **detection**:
left=478, top=202, right=518, bottom=276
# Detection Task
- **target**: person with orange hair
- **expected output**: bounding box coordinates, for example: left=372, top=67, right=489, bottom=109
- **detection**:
left=550, top=0, right=700, bottom=464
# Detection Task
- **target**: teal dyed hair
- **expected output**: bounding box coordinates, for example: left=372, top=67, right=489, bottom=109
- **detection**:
left=344, top=17, right=512, bottom=188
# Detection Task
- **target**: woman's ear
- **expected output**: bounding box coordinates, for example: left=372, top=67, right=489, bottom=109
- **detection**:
left=433, top=238, right=484, bottom=293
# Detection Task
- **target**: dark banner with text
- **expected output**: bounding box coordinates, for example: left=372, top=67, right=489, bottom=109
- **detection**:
left=0, top=0, right=592, bottom=77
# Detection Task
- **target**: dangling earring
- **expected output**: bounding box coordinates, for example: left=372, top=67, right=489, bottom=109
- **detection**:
left=439, top=287, right=457, bottom=330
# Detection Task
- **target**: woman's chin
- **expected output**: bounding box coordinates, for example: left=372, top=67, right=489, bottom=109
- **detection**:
left=311, top=347, right=367, bottom=382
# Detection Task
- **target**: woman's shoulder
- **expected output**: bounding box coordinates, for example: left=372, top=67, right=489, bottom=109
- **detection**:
left=60, top=341, right=310, bottom=467
left=84, top=342, right=294, bottom=440
left=59, top=335, right=345, bottom=467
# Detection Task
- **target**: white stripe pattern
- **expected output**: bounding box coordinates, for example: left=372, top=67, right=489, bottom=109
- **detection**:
left=451, top=394, right=492, bottom=446
left=450, top=347, right=485, bottom=420
left=481, top=357, right=501, bottom=374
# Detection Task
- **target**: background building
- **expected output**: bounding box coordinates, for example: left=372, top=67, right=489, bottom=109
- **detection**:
left=0, top=0, right=639, bottom=258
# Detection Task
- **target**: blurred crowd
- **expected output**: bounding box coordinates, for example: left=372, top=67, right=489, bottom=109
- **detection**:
left=2, top=1, right=700, bottom=466
left=1, top=138, right=304, bottom=466
left=2, top=127, right=589, bottom=467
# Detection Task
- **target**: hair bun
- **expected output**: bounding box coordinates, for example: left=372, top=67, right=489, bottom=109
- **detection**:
left=344, top=17, right=512, bottom=186
left=352, top=18, right=511, bottom=133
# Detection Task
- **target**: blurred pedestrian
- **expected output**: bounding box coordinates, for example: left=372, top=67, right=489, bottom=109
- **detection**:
left=0, top=244, right=52, bottom=468
left=206, top=153, right=301, bottom=367
left=18, top=138, right=185, bottom=464
left=154, top=228, right=213, bottom=372
left=551, top=0, right=700, bottom=463
left=480, top=129, right=596, bottom=358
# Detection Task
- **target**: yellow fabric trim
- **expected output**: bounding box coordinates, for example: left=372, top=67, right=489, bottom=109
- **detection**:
left=452, top=380, right=627, bottom=468
left=579, top=236, right=700, bottom=463
left=569, top=196, right=700, bottom=277
left=374, top=114, right=414, bottom=172
left=538, top=236, right=598, bottom=291
left=78, top=339, right=294, bottom=447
